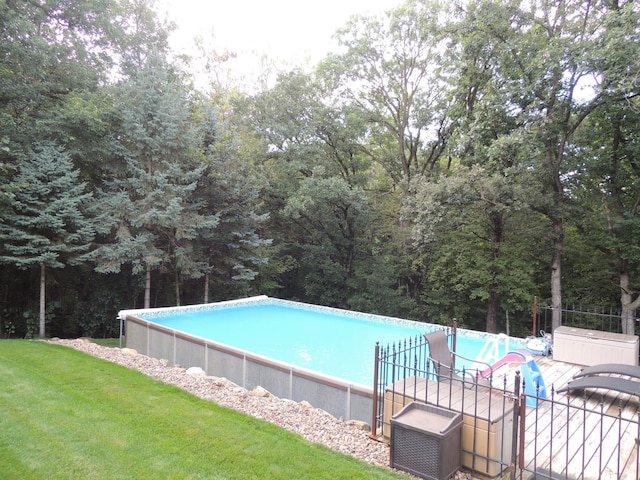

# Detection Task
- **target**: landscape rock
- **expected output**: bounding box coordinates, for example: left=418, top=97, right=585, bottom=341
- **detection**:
left=345, top=420, right=371, bottom=432
left=214, top=377, right=239, bottom=389
left=249, top=386, right=271, bottom=397
left=186, top=366, right=206, bottom=376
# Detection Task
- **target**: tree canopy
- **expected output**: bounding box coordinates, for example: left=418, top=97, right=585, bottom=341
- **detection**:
left=1, top=0, right=638, bottom=338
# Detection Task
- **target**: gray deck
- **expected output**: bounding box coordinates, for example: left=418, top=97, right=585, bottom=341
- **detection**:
left=520, top=356, right=639, bottom=479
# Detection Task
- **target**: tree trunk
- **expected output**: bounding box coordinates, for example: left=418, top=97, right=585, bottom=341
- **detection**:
left=551, top=218, right=563, bottom=332
left=486, top=290, right=498, bottom=334
left=486, top=214, right=502, bottom=334
left=204, top=272, right=209, bottom=303
left=619, top=266, right=640, bottom=335
left=39, top=262, right=46, bottom=338
left=175, top=269, right=181, bottom=306
left=144, top=264, right=151, bottom=309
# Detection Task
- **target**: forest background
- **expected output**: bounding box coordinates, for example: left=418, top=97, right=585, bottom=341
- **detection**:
left=1, top=0, right=639, bottom=340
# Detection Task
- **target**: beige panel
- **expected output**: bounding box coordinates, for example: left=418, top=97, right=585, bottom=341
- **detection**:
left=554, top=327, right=639, bottom=366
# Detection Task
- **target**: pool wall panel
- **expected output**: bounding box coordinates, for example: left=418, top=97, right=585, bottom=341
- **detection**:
left=126, top=320, right=148, bottom=355
left=205, top=346, right=245, bottom=386
left=149, top=328, right=174, bottom=362
left=175, top=335, right=206, bottom=368
left=123, top=314, right=373, bottom=423
left=245, top=360, right=292, bottom=398
left=349, top=389, right=373, bottom=422
left=291, top=374, right=348, bottom=415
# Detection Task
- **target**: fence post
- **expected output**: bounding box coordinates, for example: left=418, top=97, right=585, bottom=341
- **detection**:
left=118, top=315, right=124, bottom=348
left=636, top=411, right=640, bottom=479
left=371, top=342, right=380, bottom=438
left=511, top=370, right=522, bottom=480
left=533, top=296, right=538, bottom=336
left=452, top=318, right=458, bottom=368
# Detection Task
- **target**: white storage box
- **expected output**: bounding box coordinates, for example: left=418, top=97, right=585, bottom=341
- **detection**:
left=554, top=326, right=639, bottom=366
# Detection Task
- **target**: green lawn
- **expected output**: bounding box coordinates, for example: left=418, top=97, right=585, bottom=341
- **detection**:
left=0, top=340, right=404, bottom=479
left=88, top=337, right=122, bottom=348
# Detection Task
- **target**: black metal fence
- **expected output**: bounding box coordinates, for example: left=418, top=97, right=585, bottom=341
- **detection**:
left=521, top=390, right=640, bottom=479
left=535, top=300, right=638, bottom=336
left=374, top=331, right=640, bottom=479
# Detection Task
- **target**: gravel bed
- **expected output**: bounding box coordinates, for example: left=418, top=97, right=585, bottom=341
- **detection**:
left=49, top=338, right=393, bottom=469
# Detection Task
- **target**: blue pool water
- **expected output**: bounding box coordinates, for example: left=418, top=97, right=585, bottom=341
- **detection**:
left=139, top=299, right=524, bottom=387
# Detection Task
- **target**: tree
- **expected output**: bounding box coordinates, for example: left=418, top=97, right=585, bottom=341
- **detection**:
left=326, top=0, right=455, bottom=193
left=239, top=69, right=384, bottom=307
left=573, top=99, right=640, bottom=333
left=0, top=0, right=129, bottom=219
left=0, top=143, right=94, bottom=337
left=447, top=0, right=633, bottom=331
left=198, top=125, right=272, bottom=301
left=405, top=165, right=538, bottom=332
left=115, top=0, right=173, bottom=78
left=283, top=172, right=371, bottom=307
left=91, top=54, right=219, bottom=308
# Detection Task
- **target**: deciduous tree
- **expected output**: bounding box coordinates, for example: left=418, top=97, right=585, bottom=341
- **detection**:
left=326, top=0, right=455, bottom=192
left=447, top=0, right=636, bottom=331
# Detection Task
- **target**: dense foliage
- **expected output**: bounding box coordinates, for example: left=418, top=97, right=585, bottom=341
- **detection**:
left=0, top=0, right=638, bottom=338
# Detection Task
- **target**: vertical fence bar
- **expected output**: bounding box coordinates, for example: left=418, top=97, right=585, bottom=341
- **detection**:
left=636, top=411, right=640, bottom=480
left=581, top=396, right=587, bottom=478
left=532, top=374, right=539, bottom=474
left=548, top=385, right=554, bottom=475
left=598, top=399, right=604, bottom=477
left=452, top=319, right=457, bottom=369
left=371, top=342, right=380, bottom=438
left=452, top=318, right=457, bottom=351
left=511, top=370, right=521, bottom=480
left=518, top=393, right=526, bottom=475
left=564, top=391, right=570, bottom=478
left=533, top=296, right=538, bottom=336
left=617, top=402, right=622, bottom=479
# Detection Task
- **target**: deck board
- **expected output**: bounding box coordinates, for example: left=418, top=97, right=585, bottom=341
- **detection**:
left=521, top=355, right=639, bottom=479
left=381, top=353, right=639, bottom=478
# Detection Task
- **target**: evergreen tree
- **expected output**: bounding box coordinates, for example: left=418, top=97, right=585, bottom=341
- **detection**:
left=0, top=143, right=94, bottom=337
left=91, top=54, right=219, bottom=307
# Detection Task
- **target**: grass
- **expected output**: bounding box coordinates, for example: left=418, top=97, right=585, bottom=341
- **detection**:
left=0, top=340, right=405, bottom=479
left=88, top=337, right=121, bottom=347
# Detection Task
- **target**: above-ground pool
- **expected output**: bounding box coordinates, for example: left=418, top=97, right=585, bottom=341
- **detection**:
left=119, top=296, right=526, bottom=422
left=133, top=298, right=516, bottom=387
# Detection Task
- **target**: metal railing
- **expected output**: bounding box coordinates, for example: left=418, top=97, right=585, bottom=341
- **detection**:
left=535, top=300, right=638, bottom=336
left=519, top=388, right=640, bottom=479
left=372, top=331, right=519, bottom=477
left=373, top=332, right=640, bottom=479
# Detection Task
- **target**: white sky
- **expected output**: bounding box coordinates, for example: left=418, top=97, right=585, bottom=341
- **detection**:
left=159, top=0, right=401, bottom=81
